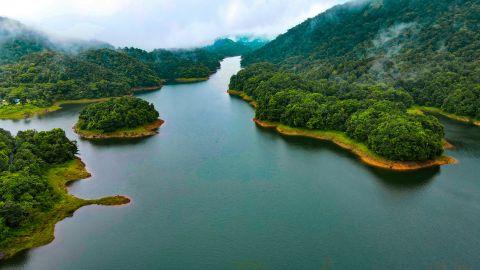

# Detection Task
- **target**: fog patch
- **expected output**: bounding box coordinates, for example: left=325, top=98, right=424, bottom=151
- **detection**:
left=368, top=22, right=419, bottom=82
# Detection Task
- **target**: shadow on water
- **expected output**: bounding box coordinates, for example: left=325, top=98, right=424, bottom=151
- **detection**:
left=255, top=126, right=439, bottom=189
left=366, top=166, right=439, bottom=190
left=79, top=136, right=155, bottom=147
left=0, top=248, right=31, bottom=268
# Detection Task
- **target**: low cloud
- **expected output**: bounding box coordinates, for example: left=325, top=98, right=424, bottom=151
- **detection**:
left=0, top=0, right=347, bottom=50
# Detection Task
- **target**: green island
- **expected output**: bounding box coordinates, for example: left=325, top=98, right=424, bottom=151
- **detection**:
left=0, top=128, right=130, bottom=260
left=74, top=96, right=163, bottom=139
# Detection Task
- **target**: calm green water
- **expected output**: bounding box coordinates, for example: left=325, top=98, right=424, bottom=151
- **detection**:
left=1, top=57, right=479, bottom=270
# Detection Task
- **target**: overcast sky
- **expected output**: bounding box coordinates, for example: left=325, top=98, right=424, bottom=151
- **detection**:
left=1, top=0, right=348, bottom=50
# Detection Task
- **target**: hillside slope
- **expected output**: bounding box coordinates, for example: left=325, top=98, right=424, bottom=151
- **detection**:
left=0, top=17, right=112, bottom=65
left=242, top=0, right=480, bottom=119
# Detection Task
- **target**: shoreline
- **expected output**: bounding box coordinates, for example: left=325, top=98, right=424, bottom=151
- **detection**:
left=254, top=119, right=457, bottom=171
left=132, top=85, right=163, bottom=91
left=0, top=84, right=165, bottom=120
left=74, top=119, right=164, bottom=139
left=0, top=158, right=130, bottom=261
left=227, top=90, right=258, bottom=108
left=0, top=98, right=114, bottom=120
left=414, top=106, right=480, bottom=127
left=227, top=90, right=456, bottom=171
left=170, top=77, right=209, bottom=84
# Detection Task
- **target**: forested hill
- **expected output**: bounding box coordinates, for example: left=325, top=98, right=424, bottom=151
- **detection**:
left=0, top=17, right=112, bottom=65
left=121, top=47, right=222, bottom=80
left=242, top=0, right=480, bottom=119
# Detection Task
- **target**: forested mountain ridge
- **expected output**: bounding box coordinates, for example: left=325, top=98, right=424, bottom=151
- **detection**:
left=0, top=17, right=112, bottom=65
left=229, top=0, right=480, bottom=162
left=0, top=50, right=150, bottom=107
left=0, top=17, right=52, bottom=65
left=242, top=0, right=480, bottom=119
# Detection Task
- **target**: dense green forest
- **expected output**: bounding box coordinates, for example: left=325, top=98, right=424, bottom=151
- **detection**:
left=76, top=97, right=159, bottom=133
left=121, top=47, right=222, bottom=81
left=242, top=0, right=480, bottom=120
left=0, top=128, right=78, bottom=242
left=121, top=37, right=266, bottom=80
left=0, top=16, right=265, bottom=111
left=230, top=63, right=444, bottom=161
left=0, top=17, right=112, bottom=65
left=0, top=51, right=142, bottom=107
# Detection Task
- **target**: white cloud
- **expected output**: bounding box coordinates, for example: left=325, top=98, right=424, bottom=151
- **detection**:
left=0, top=0, right=348, bottom=49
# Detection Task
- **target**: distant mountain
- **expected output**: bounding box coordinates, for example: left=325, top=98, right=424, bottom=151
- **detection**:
left=242, top=0, right=480, bottom=119
left=0, top=17, right=113, bottom=65
left=204, top=37, right=268, bottom=57
left=122, top=47, right=222, bottom=80
left=235, top=36, right=269, bottom=50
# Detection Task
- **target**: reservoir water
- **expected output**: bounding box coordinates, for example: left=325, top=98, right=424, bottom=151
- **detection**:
left=0, top=57, right=479, bottom=269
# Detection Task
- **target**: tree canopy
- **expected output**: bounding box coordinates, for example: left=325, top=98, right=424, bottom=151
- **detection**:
left=77, top=96, right=159, bottom=133
left=242, top=0, right=480, bottom=119
left=0, top=128, right=78, bottom=241
left=230, top=64, right=444, bottom=161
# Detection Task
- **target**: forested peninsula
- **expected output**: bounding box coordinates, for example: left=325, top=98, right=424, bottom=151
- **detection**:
left=227, top=0, right=480, bottom=169
left=228, top=64, right=455, bottom=170
left=74, top=97, right=163, bottom=139
left=0, top=128, right=130, bottom=260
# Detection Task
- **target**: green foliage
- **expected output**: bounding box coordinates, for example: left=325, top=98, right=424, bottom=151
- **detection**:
left=0, top=17, right=113, bottom=65
left=231, top=64, right=445, bottom=161
left=16, top=129, right=78, bottom=164
left=79, top=49, right=162, bottom=88
left=122, top=47, right=222, bottom=80
left=242, top=0, right=480, bottom=119
left=0, top=128, right=78, bottom=241
left=0, top=51, right=133, bottom=105
left=367, top=115, right=444, bottom=161
left=77, top=96, right=159, bottom=133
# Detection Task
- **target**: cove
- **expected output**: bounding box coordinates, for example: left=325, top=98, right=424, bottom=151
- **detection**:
left=0, top=57, right=479, bottom=270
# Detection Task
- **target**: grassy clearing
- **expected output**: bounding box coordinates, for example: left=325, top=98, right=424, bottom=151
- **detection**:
left=0, top=98, right=113, bottom=120
left=0, top=103, right=61, bottom=120
left=74, top=119, right=164, bottom=139
left=0, top=159, right=130, bottom=260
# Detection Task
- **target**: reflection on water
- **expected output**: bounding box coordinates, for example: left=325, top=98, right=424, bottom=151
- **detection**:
left=79, top=136, right=154, bottom=146
left=368, top=166, right=439, bottom=189
left=257, top=125, right=440, bottom=189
